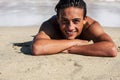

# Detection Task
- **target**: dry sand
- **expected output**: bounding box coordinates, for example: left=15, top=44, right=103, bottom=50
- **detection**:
left=0, top=26, right=120, bottom=80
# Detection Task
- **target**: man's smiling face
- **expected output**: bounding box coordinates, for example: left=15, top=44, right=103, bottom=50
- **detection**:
left=57, top=7, right=86, bottom=39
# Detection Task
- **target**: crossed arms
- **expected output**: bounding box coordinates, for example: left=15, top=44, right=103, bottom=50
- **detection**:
left=31, top=19, right=117, bottom=57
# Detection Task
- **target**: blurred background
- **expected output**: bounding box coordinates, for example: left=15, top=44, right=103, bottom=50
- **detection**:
left=0, top=0, right=120, bottom=27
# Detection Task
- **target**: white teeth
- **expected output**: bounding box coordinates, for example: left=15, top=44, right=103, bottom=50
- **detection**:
left=68, top=32, right=73, bottom=34
left=66, top=31, right=76, bottom=34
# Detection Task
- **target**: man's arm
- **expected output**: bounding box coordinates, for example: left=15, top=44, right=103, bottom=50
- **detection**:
left=67, top=21, right=117, bottom=57
left=32, top=18, right=89, bottom=55
left=32, top=16, right=117, bottom=57
left=32, top=31, right=89, bottom=55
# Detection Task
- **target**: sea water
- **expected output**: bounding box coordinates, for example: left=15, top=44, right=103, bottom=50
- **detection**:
left=0, top=0, right=120, bottom=27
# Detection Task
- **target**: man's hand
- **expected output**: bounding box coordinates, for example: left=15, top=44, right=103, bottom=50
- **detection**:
left=74, top=39, right=89, bottom=46
left=61, top=39, right=90, bottom=53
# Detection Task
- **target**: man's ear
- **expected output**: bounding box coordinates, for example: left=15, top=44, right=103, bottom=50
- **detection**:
left=56, top=16, right=60, bottom=24
left=57, top=18, right=59, bottom=23
left=56, top=15, right=59, bottom=22
left=83, top=17, right=87, bottom=24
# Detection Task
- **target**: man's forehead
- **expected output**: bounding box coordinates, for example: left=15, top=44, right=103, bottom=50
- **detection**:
left=58, top=7, right=84, bottom=18
left=61, top=16, right=81, bottom=20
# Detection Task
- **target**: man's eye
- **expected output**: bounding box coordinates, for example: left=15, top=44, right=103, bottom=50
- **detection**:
left=62, top=20, right=68, bottom=24
left=73, top=19, right=80, bottom=24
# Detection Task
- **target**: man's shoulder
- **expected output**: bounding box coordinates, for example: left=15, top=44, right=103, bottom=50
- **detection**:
left=85, top=16, right=102, bottom=30
left=40, top=15, right=58, bottom=31
left=81, top=16, right=105, bottom=40
left=39, top=15, right=63, bottom=39
left=43, top=15, right=57, bottom=24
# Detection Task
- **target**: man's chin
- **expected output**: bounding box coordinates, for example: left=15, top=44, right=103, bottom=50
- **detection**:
left=64, top=33, right=76, bottom=39
left=66, top=36, right=75, bottom=40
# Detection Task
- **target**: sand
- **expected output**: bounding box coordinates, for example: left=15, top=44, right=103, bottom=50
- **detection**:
left=0, top=26, right=120, bottom=80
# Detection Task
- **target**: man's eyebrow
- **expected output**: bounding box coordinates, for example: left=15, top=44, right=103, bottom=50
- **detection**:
left=61, top=17, right=68, bottom=20
left=61, top=17, right=81, bottom=20
left=72, top=18, right=81, bottom=20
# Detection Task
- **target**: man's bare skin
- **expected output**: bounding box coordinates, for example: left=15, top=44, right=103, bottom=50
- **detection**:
left=32, top=1, right=117, bottom=57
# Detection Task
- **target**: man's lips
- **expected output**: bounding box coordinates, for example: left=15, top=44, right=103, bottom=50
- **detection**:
left=65, top=30, right=76, bottom=36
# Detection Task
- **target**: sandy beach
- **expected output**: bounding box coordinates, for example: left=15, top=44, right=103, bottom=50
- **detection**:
left=0, top=26, right=120, bottom=80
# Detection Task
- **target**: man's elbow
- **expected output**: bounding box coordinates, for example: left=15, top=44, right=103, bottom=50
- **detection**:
left=31, top=44, right=45, bottom=56
left=32, top=48, right=40, bottom=56
left=108, top=46, right=117, bottom=57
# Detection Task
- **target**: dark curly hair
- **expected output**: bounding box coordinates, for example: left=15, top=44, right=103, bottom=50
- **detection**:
left=55, top=0, right=87, bottom=19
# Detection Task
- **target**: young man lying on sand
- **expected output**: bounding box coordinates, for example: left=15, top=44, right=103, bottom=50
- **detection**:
left=32, top=0, right=117, bottom=57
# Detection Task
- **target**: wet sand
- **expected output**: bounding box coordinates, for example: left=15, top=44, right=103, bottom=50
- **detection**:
left=0, top=26, right=120, bottom=80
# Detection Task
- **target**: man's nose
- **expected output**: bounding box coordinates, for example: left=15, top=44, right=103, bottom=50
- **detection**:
left=67, top=21, right=75, bottom=30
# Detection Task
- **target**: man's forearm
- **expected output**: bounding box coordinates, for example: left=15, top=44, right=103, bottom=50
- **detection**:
left=68, top=41, right=117, bottom=57
left=32, top=39, right=89, bottom=55
left=32, top=39, right=71, bottom=55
